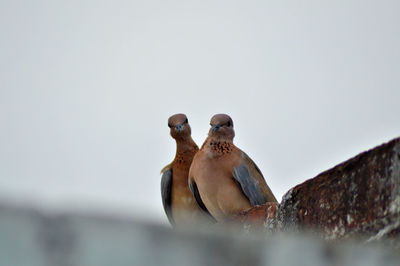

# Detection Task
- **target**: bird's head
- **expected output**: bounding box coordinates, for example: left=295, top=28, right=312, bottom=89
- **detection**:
left=208, top=114, right=235, bottom=141
left=168, top=113, right=192, bottom=140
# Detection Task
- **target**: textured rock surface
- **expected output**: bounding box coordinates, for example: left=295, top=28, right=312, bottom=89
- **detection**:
left=236, top=202, right=277, bottom=230
left=1, top=203, right=400, bottom=266
left=239, top=137, right=400, bottom=243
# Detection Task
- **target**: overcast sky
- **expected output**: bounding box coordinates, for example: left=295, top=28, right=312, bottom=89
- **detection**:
left=1, top=0, right=399, bottom=224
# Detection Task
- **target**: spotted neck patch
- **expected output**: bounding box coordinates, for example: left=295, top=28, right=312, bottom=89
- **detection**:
left=175, top=148, right=197, bottom=166
left=209, top=141, right=233, bottom=155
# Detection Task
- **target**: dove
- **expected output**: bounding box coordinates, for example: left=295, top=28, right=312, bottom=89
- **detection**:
left=188, top=114, right=277, bottom=222
left=161, top=114, right=213, bottom=226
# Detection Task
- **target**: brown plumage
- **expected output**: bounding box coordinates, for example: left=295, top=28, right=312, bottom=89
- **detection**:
left=161, top=114, right=213, bottom=226
left=188, top=114, right=277, bottom=222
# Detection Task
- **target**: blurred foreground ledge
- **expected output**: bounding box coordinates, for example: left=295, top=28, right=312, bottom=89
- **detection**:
left=1, top=137, right=400, bottom=266
left=239, top=137, right=400, bottom=244
left=1, top=202, right=400, bottom=266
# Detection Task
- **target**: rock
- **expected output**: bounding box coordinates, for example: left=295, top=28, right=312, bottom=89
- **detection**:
left=236, top=202, right=277, bottom=230
left=239, top=137, right=400, bottom=243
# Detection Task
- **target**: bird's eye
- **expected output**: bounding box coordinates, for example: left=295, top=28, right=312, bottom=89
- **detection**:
left=185, top=118, right=188, bottom=124
left=227, top=121, right=231, bottom=127
left=168, top=123, right=172, bottom=128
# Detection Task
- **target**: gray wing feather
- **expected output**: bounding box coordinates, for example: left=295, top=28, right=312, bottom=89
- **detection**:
left=233, top=164, right=266, bottom=206
left=161, top=169, right=174, bottom=225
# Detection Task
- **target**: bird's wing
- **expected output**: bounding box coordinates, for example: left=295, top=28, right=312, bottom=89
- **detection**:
left=161, top=168, right=174, bottom=225
left=188, top=179, right=216, bottom=221
left=233, top=151, right=277, bottom=206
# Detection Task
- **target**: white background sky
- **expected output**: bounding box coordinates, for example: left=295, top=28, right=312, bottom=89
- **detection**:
left=1, top=1, right=399, bottom=224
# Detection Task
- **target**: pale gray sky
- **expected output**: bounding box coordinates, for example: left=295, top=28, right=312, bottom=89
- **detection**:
left=1, top=0, right=399, bottom=224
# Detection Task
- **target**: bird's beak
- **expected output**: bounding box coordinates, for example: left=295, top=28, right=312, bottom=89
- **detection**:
left=175, top=124, right=183, bottom=132
left=212, top=125, right=220, bottom=134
